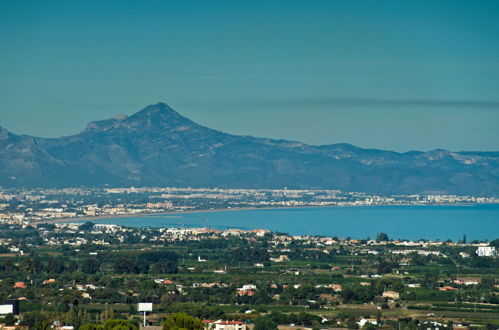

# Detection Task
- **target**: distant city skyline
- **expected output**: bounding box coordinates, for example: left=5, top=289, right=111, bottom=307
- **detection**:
left=1, top=0, right=499, bottom=152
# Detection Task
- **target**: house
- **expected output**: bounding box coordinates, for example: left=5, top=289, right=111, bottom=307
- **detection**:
left=476, top=246, right=497, bottom=257
left=358, top=318, right=378, bottom=328
left=439, top=286, right=457, bottom=291
left=203, top=320, right=246, bottom=330
left=270, top=255, right=289, bottom=262
left=249, top=229, right=270, bottom=237
left=0, top=326, right=29, bottom=330
left=330, top=284, right=342, bottom=292
left=382, top=291, right=400, bottom=300
left=237, top=290, right=255, bottom=297
left=42, top=279, right=56, bottom=285
left=454, top=277, right=480, bottom=285
left=13, top=282, right=26, bottom=289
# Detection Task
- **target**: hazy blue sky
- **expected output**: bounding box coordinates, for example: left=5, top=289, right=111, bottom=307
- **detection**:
left=1, top=0, right=498, bottom=151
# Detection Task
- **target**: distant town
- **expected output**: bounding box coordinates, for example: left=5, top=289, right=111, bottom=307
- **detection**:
left=0, top=187, right=497, bottom=225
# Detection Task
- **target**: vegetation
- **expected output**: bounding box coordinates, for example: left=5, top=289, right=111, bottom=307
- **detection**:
left=162, top=313, right=203, bottom=330
left=0, top=223, right=497, bottom=329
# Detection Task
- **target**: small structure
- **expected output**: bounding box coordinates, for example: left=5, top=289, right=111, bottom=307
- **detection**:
left=330, top=284, right=342, bottom=292
left=382, top=291, right=400, bottom=300
left=358, top=318, right=378, bottom=328
left=270, top=255, right=289, bottom=262
left=454, top=277, right=480, bottom=285
left=137, top=303, right=153, bottom=327
left=237, top=290, right=254, bottom=297
left=476, top=246, right=497, bottom=257
left=439, top=286, right=457, bottom=291
left=0, top=300, right=20, bottom=315
left=203, top=320, right=246, bottom=330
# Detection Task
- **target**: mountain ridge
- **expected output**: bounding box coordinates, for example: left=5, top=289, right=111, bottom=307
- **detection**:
left=1, top=102, right=498, bottom=195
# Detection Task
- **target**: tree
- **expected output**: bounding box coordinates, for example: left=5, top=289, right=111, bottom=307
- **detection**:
left=103, top=319, right=138, bottom=330
left=341, top=288, right=358, bottom=303
left=376, top=233, right=389, bottom=242
left=20, top=256, right=44, bottom=274
left=162, top=313, right=203, bottom=330
left=139, top=252, right=179, bottom=274
left=346, top=317, right=358, bottom=329
left=254, top=317, right=278, bottom=330
left=113, top=257, right=135, bottom=274
left=82, top=258, right=101, bottom=274
left=68, top=260, right=79, bottom=272
left=47, top=257, right=65, bottom=274
left=167, top=303, right=225, bottom=320
left=80, top=325, right=103, bottom=330
left=377, top=261, right=394, bottom=274
left=151, top=259, right=178, bottom=274
left=2, top=314, right=16, bottom=325
left=231, top=247, right=269, bottom=263
left=20, top=311, right=49, bottom=328
left=35, top=319, right=52, bottom=330
left=79, top=222, right=95, bottom=231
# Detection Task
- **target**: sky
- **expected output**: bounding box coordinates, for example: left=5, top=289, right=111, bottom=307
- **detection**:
left=1, top=0, right=498, bottom=152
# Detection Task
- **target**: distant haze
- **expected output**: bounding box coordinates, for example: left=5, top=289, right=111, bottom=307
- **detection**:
left=1, top=1, right=499, bottom=152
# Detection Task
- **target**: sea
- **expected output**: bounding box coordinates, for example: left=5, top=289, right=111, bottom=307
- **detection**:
left=82, top=204, right=499, bottom=241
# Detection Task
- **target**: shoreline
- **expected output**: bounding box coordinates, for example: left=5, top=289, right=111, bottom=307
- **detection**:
left=31, top=205, right=321, bottom=225
left=30, top=203, right=497, bottom=225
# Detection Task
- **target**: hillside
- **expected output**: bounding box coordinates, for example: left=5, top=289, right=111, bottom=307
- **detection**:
left=1, top=103, right=498, bottom=195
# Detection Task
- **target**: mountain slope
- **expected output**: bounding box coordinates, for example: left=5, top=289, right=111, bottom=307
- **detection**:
left=1, top=103, right=498, bottom=195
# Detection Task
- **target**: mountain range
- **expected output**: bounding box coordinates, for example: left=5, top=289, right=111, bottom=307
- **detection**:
left=1, top=102, right=498, bottom=195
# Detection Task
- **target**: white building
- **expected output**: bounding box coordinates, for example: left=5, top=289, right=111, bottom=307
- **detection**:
left=476, top=246, right=497, bottom=257
left=358, top=318, right=378, bottom=328
left=204, top=320, right=246, bottom=330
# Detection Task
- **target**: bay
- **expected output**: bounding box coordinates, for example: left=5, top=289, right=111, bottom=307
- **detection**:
left=84, top=204, right=499, bottom=241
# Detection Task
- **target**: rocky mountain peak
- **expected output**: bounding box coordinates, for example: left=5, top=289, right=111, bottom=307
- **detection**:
left=124, top=102, right=194, bottom=129
left=82, top=103, right=192, bottom=133
left=0, top=102, right=497, bottom=195
left=132, top=102, right=181, bottom=118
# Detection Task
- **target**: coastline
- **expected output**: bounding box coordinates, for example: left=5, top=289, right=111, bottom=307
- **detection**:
left=30, top=203, right=496, bottom=226
left=30, top=205, right=321, bottom=225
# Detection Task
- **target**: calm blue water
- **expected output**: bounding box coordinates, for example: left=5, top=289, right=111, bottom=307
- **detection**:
left=84, top=204, right=499, bottom=241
